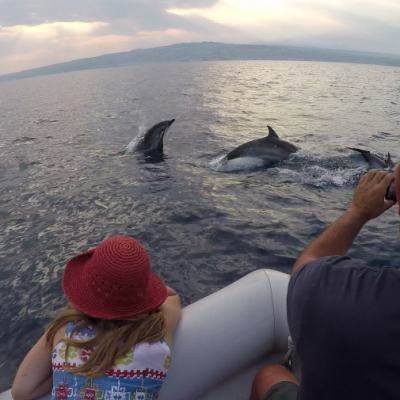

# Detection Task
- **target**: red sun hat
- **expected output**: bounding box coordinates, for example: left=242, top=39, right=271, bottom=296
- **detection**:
left=62, top=236, right=168, bottom=320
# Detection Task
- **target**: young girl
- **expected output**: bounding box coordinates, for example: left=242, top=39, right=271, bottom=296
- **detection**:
left=11, top=236, right=181, bottom=400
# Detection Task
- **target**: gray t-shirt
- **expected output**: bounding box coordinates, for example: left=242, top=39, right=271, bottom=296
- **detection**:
left=287, top=256, right=400, bottom=400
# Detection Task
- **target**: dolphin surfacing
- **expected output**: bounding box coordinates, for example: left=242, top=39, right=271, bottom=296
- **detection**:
left=222, top=126, right=298, bottom=168
left=348, top=147, right=393, bottom=168
left=124, top=119, right=175, bottom=155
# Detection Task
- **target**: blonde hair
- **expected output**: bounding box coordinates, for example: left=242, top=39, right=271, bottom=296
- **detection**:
left=45, top=303, right=166, bottom=378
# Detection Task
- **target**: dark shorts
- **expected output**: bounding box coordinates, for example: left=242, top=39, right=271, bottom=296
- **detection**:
left=262, top=381, right=299, bottom=400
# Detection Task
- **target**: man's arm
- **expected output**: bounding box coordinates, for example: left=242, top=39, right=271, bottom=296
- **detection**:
left=292, top=170, right=395, bottom=275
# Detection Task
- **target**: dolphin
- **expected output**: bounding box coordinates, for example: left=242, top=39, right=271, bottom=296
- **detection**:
left=222, top=126, right=298, bottom=167
left=348, top=148, right=393, bottom=168
left=124, top=119, right=175, bottom=155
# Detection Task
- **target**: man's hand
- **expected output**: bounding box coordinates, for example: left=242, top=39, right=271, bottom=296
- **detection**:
left=395, top=165, right=400, bottom=216
left=292, top=168, right=397, bottom=275
left=350, top=170, right=395, bottom=222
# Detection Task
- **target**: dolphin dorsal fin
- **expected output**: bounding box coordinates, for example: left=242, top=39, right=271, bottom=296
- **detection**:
left=267, top=126, right=279, bottom=139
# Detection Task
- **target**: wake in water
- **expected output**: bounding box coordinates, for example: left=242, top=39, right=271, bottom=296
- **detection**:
left=278, top=165, right=367, bottom=188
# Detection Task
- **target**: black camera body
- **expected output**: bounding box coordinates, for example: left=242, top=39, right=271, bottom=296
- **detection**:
left=385, top=180, right=396, bottom=202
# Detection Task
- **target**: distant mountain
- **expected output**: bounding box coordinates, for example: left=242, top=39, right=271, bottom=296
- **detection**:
left=1, top=41, right=400, bottom=83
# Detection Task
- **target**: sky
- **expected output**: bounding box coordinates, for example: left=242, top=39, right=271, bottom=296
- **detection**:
left=0, top=0, right=399, bottom=75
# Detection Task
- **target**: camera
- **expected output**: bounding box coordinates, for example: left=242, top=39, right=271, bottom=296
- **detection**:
left=385, top=180, right=396, bottom=202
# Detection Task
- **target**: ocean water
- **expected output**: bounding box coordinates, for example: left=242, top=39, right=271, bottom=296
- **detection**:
left=0, top=60, right=399, bottom=390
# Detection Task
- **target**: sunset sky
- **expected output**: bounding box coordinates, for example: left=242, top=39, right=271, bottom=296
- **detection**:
left=0, top=0, right=399, bottom=75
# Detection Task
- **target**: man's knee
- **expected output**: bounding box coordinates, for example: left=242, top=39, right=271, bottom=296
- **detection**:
left=251, top=365, right=298, bottom=400
left=254, top=364, right=297, bottom=385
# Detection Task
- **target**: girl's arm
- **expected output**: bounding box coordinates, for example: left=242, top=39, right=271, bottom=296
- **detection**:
left=11, top=334, right=53, bottom=400
left=162, top=287, right=181, bottom=347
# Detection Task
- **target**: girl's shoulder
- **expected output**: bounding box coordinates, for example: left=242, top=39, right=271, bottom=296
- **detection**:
left=51, top=323, right=69, bottom=350
left=65, top=321, right=96, bottom=338
left=51, top=320, right=95, bottom=349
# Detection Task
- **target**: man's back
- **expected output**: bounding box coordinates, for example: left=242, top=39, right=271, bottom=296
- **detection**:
left=288, top=256, right=400, bottom=400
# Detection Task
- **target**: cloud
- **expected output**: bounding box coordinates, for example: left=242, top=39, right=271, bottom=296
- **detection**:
left=0, top=0, right=220, bottom=27
left=0, top=0, right=399, bottom=75
left=0, top=0, right=239, bottom=75
left=0, top=22, right=99, bottom=73
left=0, top=20, right=241, bottom=75
left=168, top=1, right=343, bottom=40
left=0, top=21, right=108, bottom=40
left=0, top=21, right=107, bottom=57
left=168, top=0, right=400, bottom=54
left=287, top=0, right=400, bottom=53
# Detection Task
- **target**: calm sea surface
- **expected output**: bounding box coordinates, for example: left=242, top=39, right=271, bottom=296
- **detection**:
left=0, top=60, right=399, bottom=390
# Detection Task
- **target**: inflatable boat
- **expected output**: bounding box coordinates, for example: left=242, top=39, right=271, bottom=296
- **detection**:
left=0, top=269, right=298, bottom=400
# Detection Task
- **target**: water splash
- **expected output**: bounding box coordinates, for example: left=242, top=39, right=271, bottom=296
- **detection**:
left=283, top=150, right=368, bottom=187
left=279, top=165, right=366, bottom=188
left=124, top=124, right=147, bottom=155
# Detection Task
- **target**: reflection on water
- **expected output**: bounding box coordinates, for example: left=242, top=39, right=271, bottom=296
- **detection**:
left=0, top=61, right=399, bottom=390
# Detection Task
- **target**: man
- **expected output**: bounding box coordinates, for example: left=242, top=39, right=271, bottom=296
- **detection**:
left=251, top=167, right=400, bottom=400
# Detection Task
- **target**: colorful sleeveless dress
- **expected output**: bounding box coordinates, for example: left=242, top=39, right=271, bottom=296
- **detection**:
left=51, top=322, right=171, bottom=400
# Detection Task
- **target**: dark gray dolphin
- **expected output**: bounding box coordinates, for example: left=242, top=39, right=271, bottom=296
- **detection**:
left=222, top=126, right=298, bottom=167
left=348, top=148, right=393, bottom=168
left=124, top=119, right=175, bottom=154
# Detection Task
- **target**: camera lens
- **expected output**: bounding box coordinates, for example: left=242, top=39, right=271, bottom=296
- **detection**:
left=385, top=180, right=396, bottom=202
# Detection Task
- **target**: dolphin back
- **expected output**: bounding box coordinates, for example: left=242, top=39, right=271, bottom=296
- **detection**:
left=226, top=138, right=270, bottom=160
left=226, top=137, right=297, bottom=161
left=348, top=147, right=371, bottom=155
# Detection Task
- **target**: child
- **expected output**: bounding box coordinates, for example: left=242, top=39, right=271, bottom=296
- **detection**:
left=11, top=236, right=181, bottom=400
